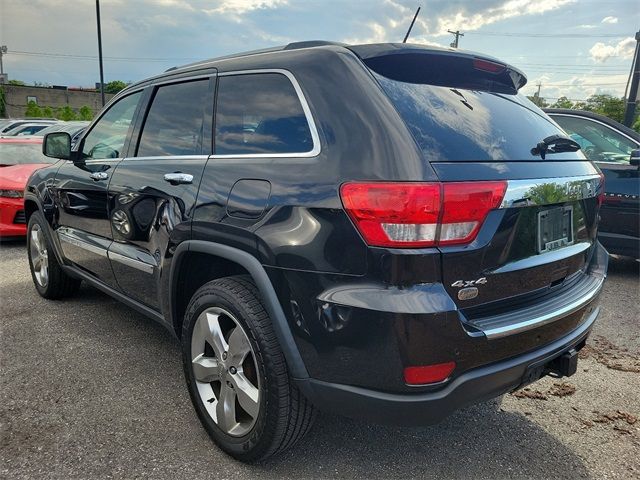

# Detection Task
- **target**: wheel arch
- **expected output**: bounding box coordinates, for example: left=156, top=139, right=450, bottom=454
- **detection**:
left=169, top=240, right=309, bottom=379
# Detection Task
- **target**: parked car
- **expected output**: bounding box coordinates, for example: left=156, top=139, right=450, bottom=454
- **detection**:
left=0, top=119, right=57, bottom=134
left=545, top=108, right=639, bottom=258
left=2, top=122, right=57, bottom=137
left=0, top=137, right=55, bottom=239
left=25, top=42, right=607, bottom=461
left=34, top=121, right=90, bottom=147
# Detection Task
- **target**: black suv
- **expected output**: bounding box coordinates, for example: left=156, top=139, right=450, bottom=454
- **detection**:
left=25, top=42, right=608, bottom=462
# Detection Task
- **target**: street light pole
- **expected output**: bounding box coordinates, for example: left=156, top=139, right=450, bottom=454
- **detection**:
left=623, top=31, right=640, bottom=127
left=0, top=45, right=7, bottom=76
left=96, top=0, right=105, bottom=107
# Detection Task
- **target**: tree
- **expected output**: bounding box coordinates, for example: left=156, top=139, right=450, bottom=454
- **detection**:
left=633, top=115, right=640, bottom=134
left=551, top=96, right=574, bottom=109
left=582, top=94, right=625, bottom=123
left=104, top=80, right=128, bottom=94
left=79, top=105, right=94, bottom=121
left=527, top=95, right=548, bottom=108
left=8, top=79, right=26, bottom=86
left=56, top=105, right=78, bottom=121
left=25, top=100, right=43, bottom=117
left=0, top=87, right=6, bottom=118
left=42, top=106, right=54, bottom=118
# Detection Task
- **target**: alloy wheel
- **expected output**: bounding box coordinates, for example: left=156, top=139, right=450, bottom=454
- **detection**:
left=191, top=307, right=261, bottom=437
left=29, top=224, right=49, bottom=287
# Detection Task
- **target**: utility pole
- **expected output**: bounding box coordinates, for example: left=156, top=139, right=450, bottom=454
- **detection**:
left=448, top=29, right=464, bottom=48
left=95, top=0, right=105, bottom=107
left=535, top=82, right=542, bottom=106
left=623, top=30, right=640, bottom=127
left=402, top=7, right=421, bottom=43
left=0, top=46, right=7, bottom=84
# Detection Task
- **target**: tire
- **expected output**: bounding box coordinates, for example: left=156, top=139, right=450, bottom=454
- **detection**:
left=182, top=275, right=316, bottom=462
left=27, top=211, right=81, bottom=299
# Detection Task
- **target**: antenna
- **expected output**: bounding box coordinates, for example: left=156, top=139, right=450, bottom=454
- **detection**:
left=402, top=7, right=421, bottom=43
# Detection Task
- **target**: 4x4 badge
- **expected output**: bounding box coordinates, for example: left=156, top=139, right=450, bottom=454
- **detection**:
left=451, top=277, right=487, bottom=288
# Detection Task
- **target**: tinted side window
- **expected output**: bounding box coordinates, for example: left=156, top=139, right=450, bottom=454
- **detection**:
left=552, top=115, right=637, bottom=164
left=215, top=73, right=313, bottom=155
left=137, top=80, right=210, bottom=157
left=82, top=91, right=142, bottom=160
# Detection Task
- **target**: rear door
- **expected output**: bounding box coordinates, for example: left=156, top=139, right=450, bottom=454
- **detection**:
left=53, top=90, right=143, bottom=286
left=107, top=75, right=214, bottom=310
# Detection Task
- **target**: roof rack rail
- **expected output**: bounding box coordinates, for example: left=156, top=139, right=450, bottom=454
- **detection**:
left=284, top=40, right=346, bottom=50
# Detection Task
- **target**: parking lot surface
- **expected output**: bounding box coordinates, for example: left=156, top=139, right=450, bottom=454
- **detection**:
left=1, top=241, right=639, bottom=479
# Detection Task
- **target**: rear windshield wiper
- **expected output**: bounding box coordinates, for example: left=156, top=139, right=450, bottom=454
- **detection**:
left=531, top=134, right=581, bottom=160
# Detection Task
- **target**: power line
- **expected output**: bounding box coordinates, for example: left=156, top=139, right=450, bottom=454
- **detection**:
left=8, top=50, right=197, bottom=62
left=466, top=31, right=629, bottom=38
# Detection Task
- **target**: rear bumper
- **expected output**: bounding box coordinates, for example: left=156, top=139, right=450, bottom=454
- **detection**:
left=296, top=305, right=598, bottom=426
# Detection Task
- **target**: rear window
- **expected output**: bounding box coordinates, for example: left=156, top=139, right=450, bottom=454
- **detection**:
left=374, top=73, right=585, bottom=162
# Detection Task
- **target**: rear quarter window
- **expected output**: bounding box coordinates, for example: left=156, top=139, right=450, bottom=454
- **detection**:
left=214, top=73, right=314, bottom=156
left=374, top=73, right=585, bottom=162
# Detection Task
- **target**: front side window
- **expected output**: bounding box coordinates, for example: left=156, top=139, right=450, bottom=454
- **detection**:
left=215, top=73, right=313, bottom=156
left=137, top=80, right=210, bottom=157
left=81, top=91, right=142, bottom=160
left=552, top=115, right=638, bottom=164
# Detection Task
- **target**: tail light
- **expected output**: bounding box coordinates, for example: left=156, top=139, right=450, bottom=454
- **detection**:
left=340, top=181, right=506, bottom=248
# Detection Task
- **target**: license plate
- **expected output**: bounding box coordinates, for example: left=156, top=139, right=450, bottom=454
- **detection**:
left=537, top=205, right=573, bottom=253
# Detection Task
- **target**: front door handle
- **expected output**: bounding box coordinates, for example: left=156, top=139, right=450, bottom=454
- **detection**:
left=164, top=173, right=193, bottom=185
left=89, top=172, right=109, bottom=181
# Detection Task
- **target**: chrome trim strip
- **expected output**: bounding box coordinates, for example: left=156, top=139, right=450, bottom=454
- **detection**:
left=57, top=230, right=108, bottom=257
left=211, top=69, right=321, bottom=159
left=108, top=251, right=155, bottom=275
left=481, top=275, right=605, bottom=339
left=500, top=174, right=601, bottom=208
left=490, top=242, right=591, bottom=274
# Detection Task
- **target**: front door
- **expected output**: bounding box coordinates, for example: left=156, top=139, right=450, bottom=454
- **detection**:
left=107, top=77, right=214, bottom=310
left=53, top=90, right=143, bottom=286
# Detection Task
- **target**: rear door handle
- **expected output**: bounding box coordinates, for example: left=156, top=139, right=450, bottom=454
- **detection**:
left=89, top=172, right=109, bottom=181
left=164, top=173, right=193, bottom=185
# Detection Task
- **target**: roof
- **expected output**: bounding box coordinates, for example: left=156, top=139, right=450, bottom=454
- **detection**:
left=125, top=41, right=526, bottom=93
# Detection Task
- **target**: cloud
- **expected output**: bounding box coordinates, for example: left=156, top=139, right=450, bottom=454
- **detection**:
left=433, top=0, right=576, bottom=36
left=203, top=0, right=288, bottom=15
left=589, top=37, right=636, bottom=63
left=601, top=16, right=618, bottom=24
left=578, top=24, right=597, bottom=29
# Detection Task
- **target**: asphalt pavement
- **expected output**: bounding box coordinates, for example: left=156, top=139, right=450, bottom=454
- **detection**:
left=1, top=241, right=638, bottom=479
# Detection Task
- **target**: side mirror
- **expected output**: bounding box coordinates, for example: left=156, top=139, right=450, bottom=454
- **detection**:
left=43, top=132, right=73, bottom=160
left=630, top=149, right=640, bottom=167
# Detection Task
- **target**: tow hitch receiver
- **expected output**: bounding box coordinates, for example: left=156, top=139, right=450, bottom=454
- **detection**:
left=547, top=348, right=579, bottom=377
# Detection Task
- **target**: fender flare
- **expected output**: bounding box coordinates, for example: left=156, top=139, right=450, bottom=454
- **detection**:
left=170, top=240, right=309, bottom=380
left=23, top=193, right=67, bottom=267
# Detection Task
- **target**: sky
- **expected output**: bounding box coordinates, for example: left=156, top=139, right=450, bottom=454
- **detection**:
left=1, top=0, right=638, bottom=103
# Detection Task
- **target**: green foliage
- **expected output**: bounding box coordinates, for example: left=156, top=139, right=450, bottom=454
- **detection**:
left=104, top=80, right=128, bottom=94
left=527, top=95, right=548, bottom=108
left=550, top=96, right=574, bottom=109
left=55, top=105, right=78, bottom=121
left=8, top=79, right=26, bottom=86
left=78, top=105, right=94, bottom=121
left=25, top=100, right=43, bottom=117
left=633, top=116, right=640, bottom=133
left=582, top=94, right=625, bottom=123
left=42, top=106, right=54, bottom=118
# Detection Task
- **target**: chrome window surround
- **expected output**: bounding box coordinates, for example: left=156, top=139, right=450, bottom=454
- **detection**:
left=211, top=69, right=321, bottom=159
left=500, top=174, right=602, bottom=209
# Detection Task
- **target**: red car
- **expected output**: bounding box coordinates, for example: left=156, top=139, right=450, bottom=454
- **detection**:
left=0, top=137, right=55, bottom=238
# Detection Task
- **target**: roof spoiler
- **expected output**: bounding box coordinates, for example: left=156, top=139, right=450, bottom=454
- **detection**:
left=349, top=43, right=527, bottom=94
